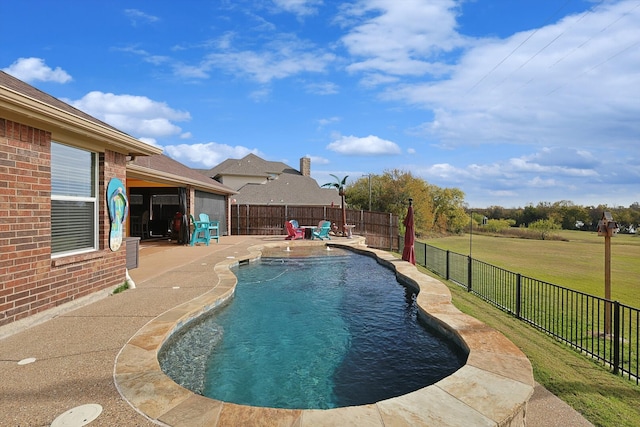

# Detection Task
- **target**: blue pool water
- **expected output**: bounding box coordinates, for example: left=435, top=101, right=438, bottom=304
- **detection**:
left=159, top=247, right=466, bottom=409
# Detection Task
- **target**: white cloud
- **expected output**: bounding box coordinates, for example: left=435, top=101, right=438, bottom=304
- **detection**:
left=329, top=0, right=639, bottom=207
left=124, top=9, right=160, bottom=26
left=305, top=81, right=339, bottom=95
left=173, top=63, right=210, bottom=79
left=204, top=48, right=336, bottom=83
left=306, top=155, right=330, bottom=165
left=249, top=87, right=272, bottom=102
left=66, top=91, right=190, bottom=138
left=408, top=144, right=628, bottom=207
left=317, top=116, right=341, bottom=127
left=383, top=1, right=640, bottom=151
left=327, top=135, right=402, bottom=155
left=523, top=147, right=599, bottom=169
left=114, top=46, right=170, bottom=66
left=273, top=0, right=322, bottom=17
left=184, top=34, right=336, bottom=83
left=358, top=73, right=400, bottom=88
left=164, top=142, right=261, bottom=168
left=339, top=0, right=466, bottom=76
left=528, top=176, right=557, bottom=188
left=2, top=57, right=72, bottom=83
left=421, top=163, right=469, bottom=182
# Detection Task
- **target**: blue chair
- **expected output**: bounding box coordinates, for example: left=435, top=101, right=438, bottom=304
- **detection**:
left=189, top=214, right=210, bottom=246
left=199, top=213, right=220, bottom=243
left=312, top=220, right=331, bottom=240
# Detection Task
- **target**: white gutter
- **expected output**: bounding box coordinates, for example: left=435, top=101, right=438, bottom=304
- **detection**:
left=127, top=163, right=237, bottom=195
left=0, top=86, right=162, bottom=157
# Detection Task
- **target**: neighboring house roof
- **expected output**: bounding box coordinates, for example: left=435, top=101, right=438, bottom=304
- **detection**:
left=128, top=154, right=236, bottom=195
left=205, top=153, right=297, bottom=179
left=234, top=174, right=342, bottom=206
left=0, top=71, right=160, bottom=157
left=205, top=153, right=341, bottom=205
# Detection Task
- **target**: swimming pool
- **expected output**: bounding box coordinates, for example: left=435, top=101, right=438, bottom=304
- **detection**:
left=115, top=238, right=534, bottom=425
left=159, top=246, right=466, bottom=409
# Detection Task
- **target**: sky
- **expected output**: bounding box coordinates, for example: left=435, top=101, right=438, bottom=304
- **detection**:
left=2, top=0, right=639, bottom=208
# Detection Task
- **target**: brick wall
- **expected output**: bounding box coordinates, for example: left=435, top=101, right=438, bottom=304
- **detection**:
left=0, top=118, right=128, bottom=327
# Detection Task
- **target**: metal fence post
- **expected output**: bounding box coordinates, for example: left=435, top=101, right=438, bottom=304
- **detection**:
left=467, top=255, right=472, bottom=292
left=613, top=301, right=620, bottom=375
left=516, top=273, right=522, bottom=319
left=446, top=250, right=450, bottom=281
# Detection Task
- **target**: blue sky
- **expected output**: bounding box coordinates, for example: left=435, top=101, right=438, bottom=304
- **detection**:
left=2, top=0, right=639, bottom=208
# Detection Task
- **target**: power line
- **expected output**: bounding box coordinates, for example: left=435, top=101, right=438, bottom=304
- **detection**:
left=488, top=1, right=605, bottom=93
left=508, top=0, right=640, bottom=97
left=549, top=0, right=640, bottom=69
left=546, top=39, right=640, bottom=95
left=466, top=0, right=574, bottom=94
left=480, top=1, right=640, bottom=98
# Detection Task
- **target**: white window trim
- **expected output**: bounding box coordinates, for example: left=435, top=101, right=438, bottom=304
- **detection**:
left=50, top=142, right=99, bottom=258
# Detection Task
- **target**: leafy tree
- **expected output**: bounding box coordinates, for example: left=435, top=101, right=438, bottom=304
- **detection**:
left=484, top=205, right=507, bottom=220
left=519, top=204, right=548, bottom=226
left=348, top=173, right=389, bottom=213
left=554, top=201, right=589, bottom=230
left=430, top=186, right=467, bottom=234
left=349, top=170, right=466, bottom=236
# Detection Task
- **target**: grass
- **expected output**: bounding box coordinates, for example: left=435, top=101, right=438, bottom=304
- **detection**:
left=422, top=230, right=640, bottom=308
left=412, top=231, right=640, bottom=426
left=432, top=269, right=640, bottom=427
left=112, top=282, right=129, bottom=294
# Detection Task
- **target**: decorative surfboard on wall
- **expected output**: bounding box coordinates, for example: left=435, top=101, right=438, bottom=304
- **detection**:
left=107, top=178, right=129, bottom=251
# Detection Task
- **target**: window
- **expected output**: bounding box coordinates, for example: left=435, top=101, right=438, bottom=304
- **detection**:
left=51, top=142, right=98, bottom=256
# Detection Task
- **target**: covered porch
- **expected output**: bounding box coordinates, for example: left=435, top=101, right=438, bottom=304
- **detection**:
left=125, top=154, right=236, bottom=242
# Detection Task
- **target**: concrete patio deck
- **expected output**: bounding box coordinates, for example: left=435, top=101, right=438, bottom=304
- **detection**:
left=0, top=235, right=593, bottom=426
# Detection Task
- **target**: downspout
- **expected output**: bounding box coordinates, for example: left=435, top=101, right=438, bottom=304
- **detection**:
left=125, top=269, right=136, bottom=289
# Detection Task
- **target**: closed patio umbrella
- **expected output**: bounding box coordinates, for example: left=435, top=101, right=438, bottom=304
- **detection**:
left=178, top=187, right=189, bottom=245
left=402, top=198, right=416, bottom=265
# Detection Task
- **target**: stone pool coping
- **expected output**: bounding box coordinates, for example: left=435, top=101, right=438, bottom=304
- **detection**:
left=114, top=239, right=534, bottom=426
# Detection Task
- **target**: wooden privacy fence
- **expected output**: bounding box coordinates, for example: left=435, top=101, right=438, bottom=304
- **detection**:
left=231, top=204, right=399, bottom=250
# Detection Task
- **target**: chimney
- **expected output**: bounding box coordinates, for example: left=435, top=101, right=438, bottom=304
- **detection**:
left=300, top=157, right=311, bottom=177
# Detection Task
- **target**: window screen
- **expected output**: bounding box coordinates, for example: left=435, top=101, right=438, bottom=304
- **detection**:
left=51, top=142, right=97, bottom=255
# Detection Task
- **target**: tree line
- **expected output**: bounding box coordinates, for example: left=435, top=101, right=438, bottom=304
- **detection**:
left=345, top=170, right=640, bottom=236
left=475, top=201, right=640, bottom=233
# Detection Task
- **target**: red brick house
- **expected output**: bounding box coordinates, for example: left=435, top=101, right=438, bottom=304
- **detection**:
left=0, top=71, right=165, bottom=329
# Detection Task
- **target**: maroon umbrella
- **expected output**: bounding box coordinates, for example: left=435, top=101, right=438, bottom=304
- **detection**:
left=402, top=198, right=416, bottom=265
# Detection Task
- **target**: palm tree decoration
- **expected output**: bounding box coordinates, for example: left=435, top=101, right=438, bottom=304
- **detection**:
left=322, top=174, right=348, bottom=235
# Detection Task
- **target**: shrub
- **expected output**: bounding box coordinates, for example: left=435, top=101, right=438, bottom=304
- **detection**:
left=529, top=219, right=562, bottom=240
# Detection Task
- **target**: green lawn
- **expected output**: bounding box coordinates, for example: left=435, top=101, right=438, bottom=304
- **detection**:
left=433, top=268, right=640, bottom=427
left=422, top=230, right=640, bottom=308
left=412, top=231, right=640, bottom=426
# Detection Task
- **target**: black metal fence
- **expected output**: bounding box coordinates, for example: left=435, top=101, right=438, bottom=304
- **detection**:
left=405, top=237, right=639, bottom=384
